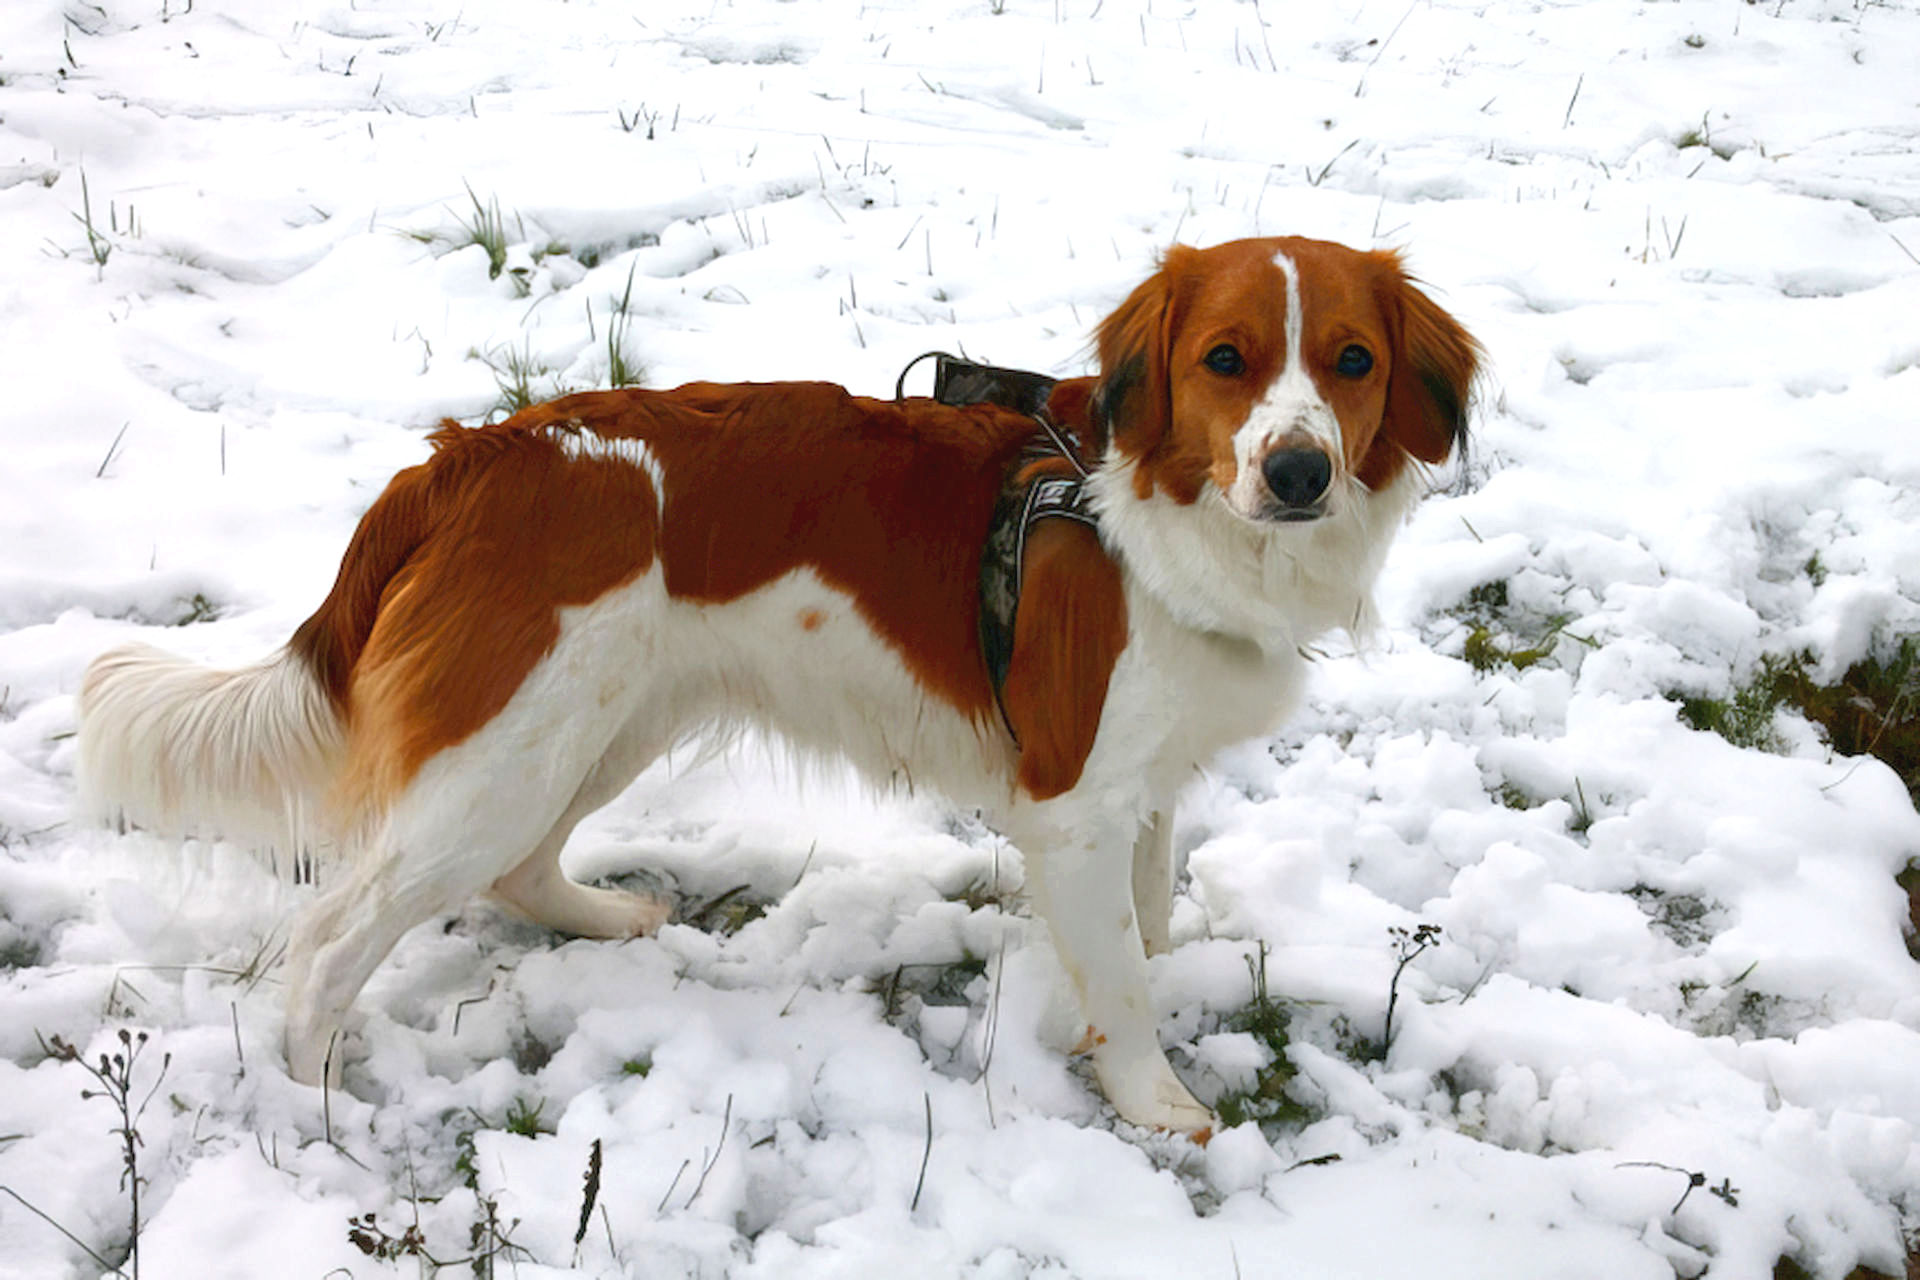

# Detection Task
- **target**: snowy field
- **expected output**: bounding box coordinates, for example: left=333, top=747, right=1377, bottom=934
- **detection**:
left=3, top=0, right=1919, bottom=1276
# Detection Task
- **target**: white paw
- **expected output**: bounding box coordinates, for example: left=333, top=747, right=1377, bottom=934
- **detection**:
left=584, top=886, right=670, bottom=939
left=1098, top=1056, right=1217, bottom=1140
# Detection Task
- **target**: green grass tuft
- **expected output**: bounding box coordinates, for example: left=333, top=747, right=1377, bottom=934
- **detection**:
left=502, top=1095, right=547, bottom=1137
left=475, top=339, right=561, bottom=419
left=605, top=261, right=646, bottom=389
left=1676, top=657, right=1798, bottom=752
left=456, top=182, right=515, bottom=280
left=1211, top=943, right=1314, bottom=1131
left=1462, top=612, right=1586, bottom=674
left=1445, top=579, right=1594, bottom=675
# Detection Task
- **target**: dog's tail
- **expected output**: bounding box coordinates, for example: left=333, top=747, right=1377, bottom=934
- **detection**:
left=77, top=455, right=440, bottom=859
left=78, top=645, right=345, bottom=857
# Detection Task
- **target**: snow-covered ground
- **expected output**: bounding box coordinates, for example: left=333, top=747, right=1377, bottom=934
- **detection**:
left=3, top=1, right=1919, bottom=1276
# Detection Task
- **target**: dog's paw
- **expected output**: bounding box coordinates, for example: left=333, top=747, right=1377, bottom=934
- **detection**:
left=1099, top=1056, right=1216, bottom=1140
left=576, top=884, right=672, bottom=939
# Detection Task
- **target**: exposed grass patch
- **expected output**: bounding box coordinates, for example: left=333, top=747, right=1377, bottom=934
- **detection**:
left=1447, top=578, right=1594, bottom=675
left=1627, top=885, right=1718, bottom=949
left=875, top=953, right=989, bottom=1025
left=1462, top=614, right=1584, bottom=674
left=1676, top=638, right=1919, bottom=801
left=1675, top=653, right=1806, bottom=752
left=679, top=883, right=769, bottom=935
left=171, top=593, right=219, bottom=626
left=449, top=1094, right=555, bottom=1204
left=1492, top=780, right=1535, bottom=811
left=1800, top=637, right=1919, bottom=804
left=0, top=935, right=44, bottom=969
left=1211, top=943, right=1312, bottom=1131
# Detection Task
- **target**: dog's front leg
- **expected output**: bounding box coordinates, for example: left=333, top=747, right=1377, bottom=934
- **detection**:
left=1012, top=804, right=1212, bottom=1137
left=1131, top=811, right=1174, bottom=959
left=995, top=519, right=1210, bottom=1134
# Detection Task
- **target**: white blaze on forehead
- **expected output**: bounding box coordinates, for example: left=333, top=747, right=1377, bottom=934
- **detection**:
left=1276, top=248, right=1306, bottom=385
left=1223, top=249, right=1344, bottom=517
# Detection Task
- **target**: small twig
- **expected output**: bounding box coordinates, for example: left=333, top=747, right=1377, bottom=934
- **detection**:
left=1383, top=923, right=1440, bottom=1051
left=1354, top=1, right=1418, bottom=98
left=1615, top=1160, right=1735, bottom=1215
left=0, top=1186, right=124, bottom=1276
left=909, top=1093, right=933, bottom=1212
left=655, top=1159, right=690, bottom=1213
left=321, top=1030, right=339, bottom=1147
left=41, top=1030, right=168, bottom=1279
left=978, top=928, right=1009, bottom=1128
left=1563, top=72, right=1585, bottom=128
left=95, top=422, right=130, bottom=478
left=684, top=1095, right=733, bottom=1208
left=1305, top=139, right=1359, bottom=187
left=790, top=841, right=818, bottom=894
left=1249, top=0, right=1277, bottom=72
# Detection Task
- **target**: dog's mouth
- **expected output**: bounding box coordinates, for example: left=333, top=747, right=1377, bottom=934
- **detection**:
left=1263, top=501, right=1327, bottom=524
left=1217, top=488, right=1332, bottom=526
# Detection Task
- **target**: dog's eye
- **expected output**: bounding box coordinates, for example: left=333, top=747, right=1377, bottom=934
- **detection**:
left=1203, top=344, right=1245, bottom=376
left=1335, top=344, right=1375, bottom=378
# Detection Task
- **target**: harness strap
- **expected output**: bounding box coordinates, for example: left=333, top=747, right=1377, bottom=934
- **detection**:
left=978, top=461, right=1098, bottom=748
left=892, top=350, right=1101, bottom=748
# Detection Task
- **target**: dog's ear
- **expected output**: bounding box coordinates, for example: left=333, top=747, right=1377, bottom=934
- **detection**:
left=1094, top=247, right=1189, bottom=463
left=1376, top=255, right=1482, bottom=466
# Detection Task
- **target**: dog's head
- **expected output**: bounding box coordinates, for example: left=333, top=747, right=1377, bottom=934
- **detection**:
left=1093, top=237, right=1481, bottom=522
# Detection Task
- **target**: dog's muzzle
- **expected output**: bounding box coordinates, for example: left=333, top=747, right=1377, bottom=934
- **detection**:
left=1260, top=445, right=1333, bottom=521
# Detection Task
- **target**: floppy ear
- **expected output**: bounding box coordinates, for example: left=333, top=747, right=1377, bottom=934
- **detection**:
left=1093, top=247, right=1188, bottom=464
left=1378, top=259, right=1482, bottom=466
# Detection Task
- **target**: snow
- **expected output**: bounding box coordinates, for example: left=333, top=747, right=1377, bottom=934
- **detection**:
left=3, top=0, right=1920, bottom=1276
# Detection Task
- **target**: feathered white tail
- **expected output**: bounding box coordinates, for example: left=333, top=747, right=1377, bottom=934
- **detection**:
left=77, top=643, right=344, bottom=861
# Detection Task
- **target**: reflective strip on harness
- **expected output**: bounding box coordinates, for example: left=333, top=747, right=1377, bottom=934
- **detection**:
left=978, top=466, right=1098, bottom=747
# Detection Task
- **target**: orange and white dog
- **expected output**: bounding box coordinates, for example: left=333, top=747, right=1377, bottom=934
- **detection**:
left=77, top=237, right=1479, bottom=1135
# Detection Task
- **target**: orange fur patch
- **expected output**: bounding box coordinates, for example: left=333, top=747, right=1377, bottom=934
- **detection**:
left=1000, top=516, right=1129, bottom=801
left=333, top=419, right=660, bottom=817
left=297, top=385, right=1047, bottom=819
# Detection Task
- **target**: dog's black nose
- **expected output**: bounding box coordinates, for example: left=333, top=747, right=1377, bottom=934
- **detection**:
left=1261, top=447, right=1332, bottom=509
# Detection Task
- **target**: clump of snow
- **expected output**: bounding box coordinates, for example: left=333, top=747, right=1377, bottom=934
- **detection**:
left=3, top=1, right=1919, bottom=1277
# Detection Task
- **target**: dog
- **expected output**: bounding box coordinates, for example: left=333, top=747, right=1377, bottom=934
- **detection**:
left=77, top=236, right=1480, bottom=1135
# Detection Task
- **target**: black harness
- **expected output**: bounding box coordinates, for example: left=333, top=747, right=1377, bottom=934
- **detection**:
left=895, top=352, right=1100, bottom=744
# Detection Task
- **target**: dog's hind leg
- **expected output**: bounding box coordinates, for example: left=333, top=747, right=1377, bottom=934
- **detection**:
left=282, top=586, right=665, bottom=1085
left=488, top=722, right=673, bottom=939
left=283, top=837, right=486, bottom=1086
left=283, top=733, right=653, bottom=1085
